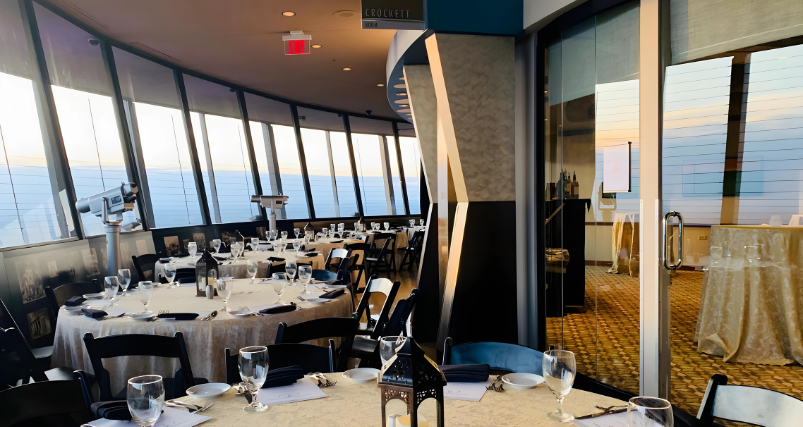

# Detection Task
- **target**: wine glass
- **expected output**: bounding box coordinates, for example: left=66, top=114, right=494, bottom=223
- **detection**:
left=384, top=222, right=390, bottom=231
left=379, top=336, right=407, bottom=366
left=118, top=269, right=131, bottom=297
left=280, top=237, right=287, bottom=253
left=127, top=375, right=164, bottom=426
left=212, top=239, right=222, bottom=254
left=294, top=228, right=301, bottom=239
left=268, top=229, right=277, bottom=241
left=299, top=265, right=313, bottom=293
left=409, top=219, right=415, bottom=228
left=543, top=349, right=577, bottom=422
left=251, top=237, right=259, bottom=251
left=104, top=276, right=120, bottom=307
left=247, top=259, right=259, bottom=283
left=627, top=397, right=674, bottom=427
left=164, top=263, right=177, bottom=289
left=293, top=239, right=301, bottom=252
left=420, top=219, right=425, bottom=226
left=188, top=242, right=197, bottom=258
left=281, top=231, right=288, bottom=241
left=138, top=282, right=153, bottom=313
left=285, top=261, right=297, bottom=284
left=321, top=228, right=328, bottom=241
left=216, top=279, right=234, bottom=312
left=239, top=346, right=269, bottom=412
left=272, top=273, right=287, bottom=303
left=339, top=223, right=345, bottom=233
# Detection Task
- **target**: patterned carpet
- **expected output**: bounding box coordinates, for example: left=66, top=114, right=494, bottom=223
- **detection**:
left=548, top=266, right=803, bottom=419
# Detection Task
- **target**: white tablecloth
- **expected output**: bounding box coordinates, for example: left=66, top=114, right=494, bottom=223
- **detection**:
left=52, top=278, right=351, bottom=394
left=154, top=250, right=325, bottom=280
left=304, top=238, right=362, bottom=261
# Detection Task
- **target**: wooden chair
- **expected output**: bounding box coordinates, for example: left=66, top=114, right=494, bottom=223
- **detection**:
left=276, top=317, right=358, bottom=371
left=0, top=298, right=52, bottom=365
left=351, top=289, right=418, bottom=368
left=697, top=374, right=803, bottom=426
left=352, top=277, right=400, bottom=339
left=83, top=332, right=206, bottom=401
left=364, top=237, right=394, bottom=279
left=45, top=281, right=101, bottom=321
left=324, top=248, right=349, bottom=271
left=224, top=342, right=336, bottom=383
left=343, top=242, right=370, bottom=292
left=399, top=230, right=424, bottom=271
left=0, top=327, right=75, bottom=387
left=0, top=370, right=93, bottom=427
left=132, top=254, right=160, bottom=282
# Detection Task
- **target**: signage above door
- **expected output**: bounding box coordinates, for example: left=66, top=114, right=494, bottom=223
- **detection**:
left=361, top=0, right=425, bottom=30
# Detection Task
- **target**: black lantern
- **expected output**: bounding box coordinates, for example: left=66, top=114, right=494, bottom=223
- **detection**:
left=378, top=337, right=445, bottom=426
left=195, top=249, right=219, bottom=297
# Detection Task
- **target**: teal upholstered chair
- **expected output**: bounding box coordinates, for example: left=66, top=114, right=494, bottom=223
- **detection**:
left=442, top=338, right=544, bottom=375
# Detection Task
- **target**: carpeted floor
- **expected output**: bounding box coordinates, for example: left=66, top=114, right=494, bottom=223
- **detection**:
left=548, top=266, right=803, bottom=418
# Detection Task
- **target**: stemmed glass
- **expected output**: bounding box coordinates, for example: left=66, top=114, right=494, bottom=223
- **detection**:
left=212, top=239, right=222, bottom=254
left=420, top=219, right=425, bottom=226
left=281, top=231, right=288, bottom=241
left=127, top=375, right=164, bottom=426
left=239, top=346, right=269, bottom=412
left=543, top=349, right=577, bottom=422
left=627, top=397, right=674, bottom=427
left=164, top=263, right=177, bottom=289
left=216, top=279, right=234, bottom=312
left=279, top=237, right=287, bottom=253
left=251, top=237, right=259, bottom=251
left=379, top=336, right=407, bottom=366
left=104, top=276, right=120, bottom=307
left=268, top=229, right=277, bottom=241
left=384, top=222, right=390, bottom=231
left=138, top=282, right=153, bottom=313
left=247, top=259, right=259, bottom=283
left=299, top=265, right=313, bottom=293
left=292, top=239, right=301, bottom=252
left=118, top=269, right=131, bottom=296
left=409, top=219, right=415, bottom=228
left=321, top=228, right=328, bottom=241
left=272, top=273, right=288, bottom=303
left=188, top=242, right=197, bottom=258
left=338, top=223, right=345, bottom=234
left=294, top=228, right=301, bottom=239
left=285, top=261, right=297, bottom=284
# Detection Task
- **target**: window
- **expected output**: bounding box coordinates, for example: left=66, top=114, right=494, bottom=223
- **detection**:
left=184, top=75, right=257, bottom=224
left=399, top=137, right=421, bottom=214
left=273, top=125, right=308, bottom=219
left=114, top=48, right=203, bottom=228
left=329, top=132, right=360, bottom=217
left=350, top=117, right=397, bottom=216
left=244, top=93, right=295, bottom=207
left=386, top=136, right=406, bottom=215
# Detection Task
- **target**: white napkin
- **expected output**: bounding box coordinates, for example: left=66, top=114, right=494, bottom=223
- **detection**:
left=296, top=292, right=324, bottom=301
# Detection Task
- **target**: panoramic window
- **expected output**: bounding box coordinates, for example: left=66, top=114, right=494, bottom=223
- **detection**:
left=329, top=131, right=360, bottom=217
left=399, top=136, right=422, bottom=214
left=272, top=125, right=309, bottom=219
left=386, top=137, right=406, bottom=215
left=350, top=117, right=396, bottom=216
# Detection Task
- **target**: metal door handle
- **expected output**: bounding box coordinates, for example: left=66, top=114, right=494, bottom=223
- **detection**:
left=663, top=211, right=684, bottom=270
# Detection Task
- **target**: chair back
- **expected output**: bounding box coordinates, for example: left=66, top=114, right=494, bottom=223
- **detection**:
left=83, top=332, right=198, bottom=401
left=311, top=269, right=338, bottom=282
left=336, top=254, right=360, bottom=285
left=45, top=281, right=101, bottom=321
left=344, top=242, right=370, bottom=263
left=174, top=268, right=195, bottom=281
left=325, top=248, right=349, bottom=270
left=353, top=277, right=400, bottom=339
left=266, top=262, right=286, bottom=277
left=0, top=298, right=21, bottom=331
left=0, top=327, right=47, bottom=386
left=0, top=370, right=93, bottom=427
left=381, top=289, right=418, bottom=337
left=224, top=343, right=335, bottom=383
left=697, top=374, right=803, bottom=426
left=442, top=337, right=544, bottom=375
left=407, top=230, right=423, bottom=250
left=374, top=234, right=393, bottom=260
left=276, top=317, right=358, bottom=371
left=132, top=254, right=160, bottom=282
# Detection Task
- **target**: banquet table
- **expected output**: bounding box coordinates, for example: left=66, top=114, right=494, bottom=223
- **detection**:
left=174, top=373, right=625, bottom=426
left=52, top=278, right=351, bottom=393
left=696, top=224, right=803, bottom=365
left=304, top=237, right=362, bottom=260
left=356, top=229, right=410, bottom=249
left=154, top=250, right=325, bottom=280
left=607, top=212, right=639, bottom=277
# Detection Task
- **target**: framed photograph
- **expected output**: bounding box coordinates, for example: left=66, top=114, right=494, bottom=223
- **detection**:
left=164, top=236, right=180, bottom=257
left=27, top=308, right=51, bottom=341
left=193, top=233, right=206, bottom=251
left=16, top=260, right=45, bottom=304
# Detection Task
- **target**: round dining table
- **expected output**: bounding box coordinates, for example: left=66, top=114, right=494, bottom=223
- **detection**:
left=51, top=278, right=352, bottom=394
left=154, top=249, right=326, bottom=280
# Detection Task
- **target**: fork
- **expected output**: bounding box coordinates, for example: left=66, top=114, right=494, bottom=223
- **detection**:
left=165, top=400, right=201, bottom=411
left=313, top=372, right=336, bottom=387
left=486, top=375, right=505, bottom=392
left=201, top=310, right=218, bottom=321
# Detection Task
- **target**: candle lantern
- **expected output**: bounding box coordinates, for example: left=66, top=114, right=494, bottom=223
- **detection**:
left=195, top=249, right=219, bottom=297
left=379, top=337, right=445, bottom=426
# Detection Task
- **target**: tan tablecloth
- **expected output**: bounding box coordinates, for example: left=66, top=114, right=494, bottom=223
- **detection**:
left=155, top=251, right=325, bottom=280
left=356, top=230, right=410, bottom=249
left=175, top=373, right=625, bottom=426
left=52, top=279, right=351, bottom=394
left=608, top=212, right=639, bottom=277
left=304, top=238, right=362, bottom=261
left=696, top=225, right=803, bottom=365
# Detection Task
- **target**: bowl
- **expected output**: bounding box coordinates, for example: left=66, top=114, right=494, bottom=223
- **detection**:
left=343, top=368, right=380, bottom=384
left=186, top=383, right=231, bottom=398
left=62, top=306, right=83, bottom=314
left=501, top=373, right=544, bottom=390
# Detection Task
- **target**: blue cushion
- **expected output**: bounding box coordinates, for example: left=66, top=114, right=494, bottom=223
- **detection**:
left=449, top=342, right=544, bottom=375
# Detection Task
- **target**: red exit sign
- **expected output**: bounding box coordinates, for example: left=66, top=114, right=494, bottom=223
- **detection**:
left=285, top=39, right=310, bottom=55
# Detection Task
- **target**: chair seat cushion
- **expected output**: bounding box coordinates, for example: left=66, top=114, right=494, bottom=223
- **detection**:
left=44, top=366, right=75, bottom=382
left=31, top=346, right=53, bottom=360
left=351, top=336, right=378, bottom=358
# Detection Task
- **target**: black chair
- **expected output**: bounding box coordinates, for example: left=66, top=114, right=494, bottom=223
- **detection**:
left=0, top=370, right=93, bottom=427
left=343, top=242, right=371, bottom=292
left=324, top=248, right=349, bottom=272
left=697, top=373, right=803, bottom=426
left=0, top=298, right=52, bottom=365
left=311, top=269, right=338, bottom=282
left=399, top=230, right=424, bottom=271
left=45, top=281, right=101, bottom=321
left=83, top=332, right=206, bottom=401
left=224, top=342, right=335, bottom=383
left=174, top=268, right=195, bottom=282
left=352, top=277, right=400, bottom=339
left=132, top=254, right=160, bottom=282
left=0, top=327, right=75, bottom=387
left=364, top=237, right=394, bottom=279
left=266, top=262, right=286, bottom=277
left=351, top=289, right=418, bottom=368
left=276, top=317, right=358, bottom=371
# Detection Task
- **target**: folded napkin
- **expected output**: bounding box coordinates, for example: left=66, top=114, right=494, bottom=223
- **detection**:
left=438, top=364, right=490, bottom=383
left=285, top=244, right=294, bottom=250
left=91, top=401, right=131, bottom=421
left=157, top=312, right=199, bottom=320
left=320, top=288, right=345, bottom=299
left=268, top=256, right=285, bottom=262
left=177, top=277, right=195, bottom=284
left=298, top=245, right=306, bottom=251
left=213, top=255, right=228, bottom=262
left=173, top=252, right=189, bottom=258
left=158, top=258, right=171, bottom=263
left=64, top=296, right=86, bottom=307
left=81, top=308, right=107, bottom=319
left=258, top=303, right=296, bottom=315
left=262, top=365, right=304, bottom=388
left=330, top=240, right=343, bottom=244
left=218, top=247, right=231, bottom=254
left=304, top=252, right=320, bottom=257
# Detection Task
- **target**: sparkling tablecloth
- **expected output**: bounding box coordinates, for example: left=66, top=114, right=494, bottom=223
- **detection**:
left=607, top=212, right=639, bottom=277
left=154, top=250, right=325, bottom=280
left=175, top=373, right=625, bottom=426
left=52, top=279, right=351, bottom=393
left=696, top=225, right=803, bottom=365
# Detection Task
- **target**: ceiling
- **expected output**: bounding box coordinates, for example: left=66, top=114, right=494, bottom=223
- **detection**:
left=44, top=0, right=399, bottom=118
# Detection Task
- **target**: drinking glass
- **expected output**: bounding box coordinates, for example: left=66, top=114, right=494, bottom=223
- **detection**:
left=216, top=279, right=234, bottom=312
left=127, top=375, right=164, bottom=426
left=339, top=223, right=345, bottom=233
left=164, top=263, right=177, bottom=289
left=543, top=349, right=577, bottom=422
left=379, top=336, right=407, bottom=366
left=281, top=231, right=288, bottom=241
left=627, top=397, right=673, bottom=427
left=188, top=242, right=197, bottom=258
left=299, top=265, right=313, bottom=293
left=384, top=222, right=390, bottom=231
left=268, top=229, right=277, bottom=241
left=280, top=237, right=287, bottom=253
left=212, top=239, right=222, bottom=254
left=420, top=219, right=425, bottom=226
left=285, top=261, right=297, bottom=284
left=104, top=276, right=120, bottom=307
left=247, top=259, right=259, bottom=283
left=272, top=273, right=287, bottom=303
left=294, top=228, right=301, bottom=239
left=251, top=237, right=259, bottom=251
left=409, top=219, right=415, bottom=227
left=138, top=282, right=153, bottom=313
left=118, top=269, right=132, bottom=296
left=239, top=346, right=269, bottom=412
left=322, top=228, right=328, bottom=241
left=292, top=239, right=301, bottom=252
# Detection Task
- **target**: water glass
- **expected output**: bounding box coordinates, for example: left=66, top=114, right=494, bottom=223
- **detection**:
left=118, top=269, right=132, bottom=296
left=379, top=336, right=408, bottom=366
left=127, top=375, right=164, bottom=426
left=251, top=237, right=259, bottom=251
left=420, top=219, right=425, bottom=226
left=322, top=228, right=328, bottom=241
left=272, top=273, right=287, bottom=303
left=164, top=263, right=177, bottom=289
left=285, top=261, right=297, bottom=284
left=212, top=239, right=222, bottom=254
left=384, top=222, right=390, bottom=231
left=294, top=228, right=301, bottom=239
left=293, top=239, right=301, bottom=252
left=281, top=231, right=288, bottom=241
left=138, top=282, right=153, bottom=313
left=247, top=260, right=259, bottom=283
left=104, top=276, right=120, bottom=307
left=268, top=229, right=277, bottom=241
left=543, top=349, right=577, bottom=422
left=239, top=346, right=269, bottom=412
left=188, top=242, right=197, bottom=258
left=280, top=237, right=287, bottom=253
left=216, top=279, right=234, bottom=312
left=299, top=265, right=312, bottom=293
left=627, top=397, right=673, bottom=427
left=409, top=219, right=415, bottom=227
left=338, top=223, right=345, bottom=233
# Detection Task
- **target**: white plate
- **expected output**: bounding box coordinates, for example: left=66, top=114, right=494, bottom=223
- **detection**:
left=228, top=309, right=254, bottom=317
left=303, top=298, right=330, bottom=306
left=131, top=313, right=156, bottom=321
left=83, top=293, right=106, bottom=299
left=501, top=373, right=544, bottom=390
left=342, top=368, right=380, bottom=383
left=186, top=383, right=230, bottom=398
left=62, top=306, right=84, bottom=314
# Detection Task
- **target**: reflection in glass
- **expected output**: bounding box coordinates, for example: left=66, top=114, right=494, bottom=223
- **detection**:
left=329, top=132, right=360, bottom=217
left=386, top=136, right=406, bottom=215
left=272, top=125, right=309, bottom=219
left=300, top=128, right=337, bottom=217
left=353, top=133, right=391, bottom=216
left=399, top=137, right=422, bottom=215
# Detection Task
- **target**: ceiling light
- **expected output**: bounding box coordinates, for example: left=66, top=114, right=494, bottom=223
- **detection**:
left=334, top=10, right=356, bottom=18
left=377, top=84, right=385, bottom=87
left=397, top=92, right=407, bottom=96
left=342, top=67, right=352, bottom=71
left=312, top=44, right=322, bottom=49
left=282, top=11, right=296, bottom=16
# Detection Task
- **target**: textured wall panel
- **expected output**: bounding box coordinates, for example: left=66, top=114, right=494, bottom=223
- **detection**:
left=403, top=65, right=438, bottom=201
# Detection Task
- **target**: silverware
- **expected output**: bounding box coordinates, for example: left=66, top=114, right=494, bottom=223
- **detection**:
left=191, top=402, right=215, bottom=413
left=312, top=372, right=336, bottom=387
left=201, top=310, right=218, bottom=321
left=593, top=404, right=628, bottom=412
left=165, top=401, right=201, bottom=411
left=576, top=407, right=628, bottom=419
left=486, top=375, right=505, bottom=392
left=158, top=310, right=169, bottom=315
